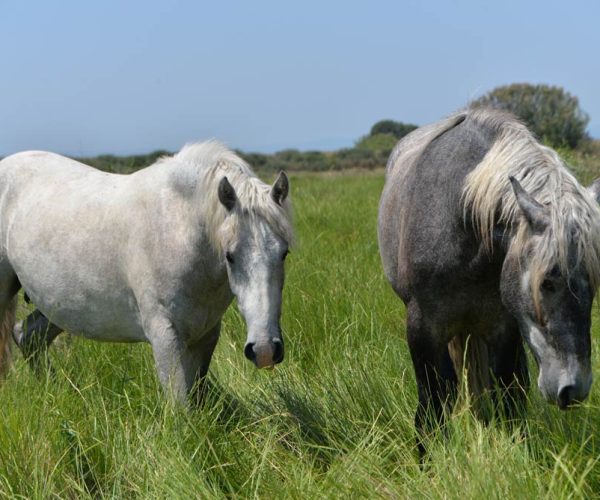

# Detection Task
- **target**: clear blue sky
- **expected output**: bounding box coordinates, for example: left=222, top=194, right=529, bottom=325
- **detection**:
left=1, top=0, right=599, bottom=156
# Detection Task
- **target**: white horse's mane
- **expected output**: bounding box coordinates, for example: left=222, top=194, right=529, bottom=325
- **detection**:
left=160, top=140, right=294, bottom=252
left=462, top=108, right=600, bottom=309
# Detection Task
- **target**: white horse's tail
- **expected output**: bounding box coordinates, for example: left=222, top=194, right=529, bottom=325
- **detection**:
left=0, top=297, right=16, bottom=378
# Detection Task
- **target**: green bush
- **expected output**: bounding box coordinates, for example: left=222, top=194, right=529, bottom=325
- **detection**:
left=471, top=83, right=589, bottom=148
left=370, top=120, right=418, bottom=139
left=354, top=133, right=398, bottom=154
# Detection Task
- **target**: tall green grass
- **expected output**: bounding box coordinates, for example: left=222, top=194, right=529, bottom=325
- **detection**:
left=1, top=171, right=600, bottom=498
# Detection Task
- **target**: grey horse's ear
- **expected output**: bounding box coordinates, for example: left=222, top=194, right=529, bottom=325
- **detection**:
left=587, top=178, right=600, bottom=203
left=218, top=177, right=237, bottom=211
left=509, top=176, right=549, bottom=232
left=271, top=171, right=289, bottom=205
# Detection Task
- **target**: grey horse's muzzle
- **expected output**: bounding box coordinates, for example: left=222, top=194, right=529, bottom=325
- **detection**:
left=244, top=337, right=284, bottom=368
left=539, top=366, right=592, bottom=409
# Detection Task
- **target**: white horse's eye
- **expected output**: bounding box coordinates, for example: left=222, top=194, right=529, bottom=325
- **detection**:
left=226, top=251, right=234, bottom=264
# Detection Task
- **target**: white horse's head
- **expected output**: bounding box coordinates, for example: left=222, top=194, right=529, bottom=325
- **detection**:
left=217, top=172, right=291, bottom=368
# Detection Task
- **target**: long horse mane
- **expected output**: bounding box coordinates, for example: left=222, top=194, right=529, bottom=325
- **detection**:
left=160, top=140, right=294, bottom=252
left=462, top=108, right=600, bottom=303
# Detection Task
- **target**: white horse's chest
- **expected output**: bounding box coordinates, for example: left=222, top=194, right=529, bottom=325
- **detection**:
left=165, top=267, right=234, bottom=343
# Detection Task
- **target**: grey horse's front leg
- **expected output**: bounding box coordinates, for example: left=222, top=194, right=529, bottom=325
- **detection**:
left=147, top=317, right=221, bottom=405
left=489, top=325, right=530, bottom=423
left=406, top=301, right=458, bottom=458
left=13, top=308, right=63, bottom=373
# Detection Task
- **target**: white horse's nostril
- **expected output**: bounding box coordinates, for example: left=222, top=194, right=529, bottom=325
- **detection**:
left=244, top=342, right=256, bottom=363
left=271, top=338, right=284, bottom=363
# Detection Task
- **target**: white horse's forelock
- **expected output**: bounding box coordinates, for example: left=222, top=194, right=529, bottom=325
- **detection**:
left=462, top=108, right=600, bottom=309
left=162, top=140, right=294, bottom=253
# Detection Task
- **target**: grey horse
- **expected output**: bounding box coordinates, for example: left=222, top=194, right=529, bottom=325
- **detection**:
left=0, top=141, right=293, bottom=402
left=378, top=108, right=600, bottom=453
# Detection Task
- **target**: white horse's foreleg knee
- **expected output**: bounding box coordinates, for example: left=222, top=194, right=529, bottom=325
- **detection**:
left=149, top=328, right=190, bottom=404
left=187, top=322, right=221, bottom=405
left=148, top=318, right=221, bottom=405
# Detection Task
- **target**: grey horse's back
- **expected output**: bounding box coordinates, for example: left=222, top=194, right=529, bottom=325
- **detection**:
left=377, top=110, right=500, bottom=301
left=384, top=113, right=467, bottom=179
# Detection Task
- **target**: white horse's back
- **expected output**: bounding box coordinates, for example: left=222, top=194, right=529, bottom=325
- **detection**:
left=0, top=151, right=152, bottom=339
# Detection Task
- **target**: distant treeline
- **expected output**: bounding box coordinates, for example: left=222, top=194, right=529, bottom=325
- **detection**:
left=239, top=145, right=393, bottom=173
left=76, top=147, right=389, bottom=175
left=77, top=151, right=172, bottom=175
left=77, top=119, right=413, bottom=175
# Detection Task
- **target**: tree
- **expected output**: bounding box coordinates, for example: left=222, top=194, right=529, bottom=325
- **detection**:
left=370, top=120, right=418, bottom=140
left=355, top=133, right=398, bottom=153
left=471, top=83, right=589, bottom=148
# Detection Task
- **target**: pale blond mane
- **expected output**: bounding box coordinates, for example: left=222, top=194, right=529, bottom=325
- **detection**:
left=162, top=140, right=294, bottom=252
left=462, top=108, right=600, bottom=311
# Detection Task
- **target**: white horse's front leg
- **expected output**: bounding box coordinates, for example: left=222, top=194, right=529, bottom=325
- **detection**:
left=146, top=316, right=221, bottom=404
left=187, top=322, right=221, bottom=405
left=148, top=321, right=189, bottom=403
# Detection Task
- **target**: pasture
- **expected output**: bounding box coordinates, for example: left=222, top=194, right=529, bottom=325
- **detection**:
left=1, top=169, right=600, bottom=498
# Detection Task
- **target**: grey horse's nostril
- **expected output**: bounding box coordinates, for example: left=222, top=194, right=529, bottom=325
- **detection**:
left=557, top=385, right=576, bottom=409
left=272, top=338, right=284, bottom=364
left=244, top=342, right=256, bottom=363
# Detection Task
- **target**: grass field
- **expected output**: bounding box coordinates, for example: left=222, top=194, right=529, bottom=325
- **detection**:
left=2, top=170, right=600, bottom=498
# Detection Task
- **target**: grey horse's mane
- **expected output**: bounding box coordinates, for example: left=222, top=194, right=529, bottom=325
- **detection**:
left=161, top=140, right=294, bottom=252
left=462, top=108, right=600, bottom=312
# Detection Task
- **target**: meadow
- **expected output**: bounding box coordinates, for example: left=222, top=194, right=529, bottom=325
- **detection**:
left=1, top=168, right=600, bottom=498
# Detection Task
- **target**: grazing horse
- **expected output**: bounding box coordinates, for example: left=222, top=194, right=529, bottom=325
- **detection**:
left=0, top=141, right=294, bottom=401
left=378, top=108, right=600, bottom=452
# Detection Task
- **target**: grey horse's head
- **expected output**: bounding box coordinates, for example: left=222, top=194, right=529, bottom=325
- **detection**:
left=217, top=172, right=291, bottom=369
left=500, top=176, right=600, bottom=408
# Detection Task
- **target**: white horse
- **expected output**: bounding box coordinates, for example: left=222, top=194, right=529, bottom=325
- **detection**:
left=0, top=141, right=294, bottom=402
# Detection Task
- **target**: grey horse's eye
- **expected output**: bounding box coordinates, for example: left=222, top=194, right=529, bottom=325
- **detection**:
left=226, top=251, right=234, bottom=264
left=282, top=249, right=289, bottom=261
left=541, top=279, right=556, bottom=293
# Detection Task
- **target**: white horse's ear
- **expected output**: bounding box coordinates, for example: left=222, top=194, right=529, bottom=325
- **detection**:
left=218, top=177, right=237, bottom=211
left=271, top=171, right=289, bottom=205
left=587, top=178, right=600, bottom=203
left=509, top=176, right=549, bottom=232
